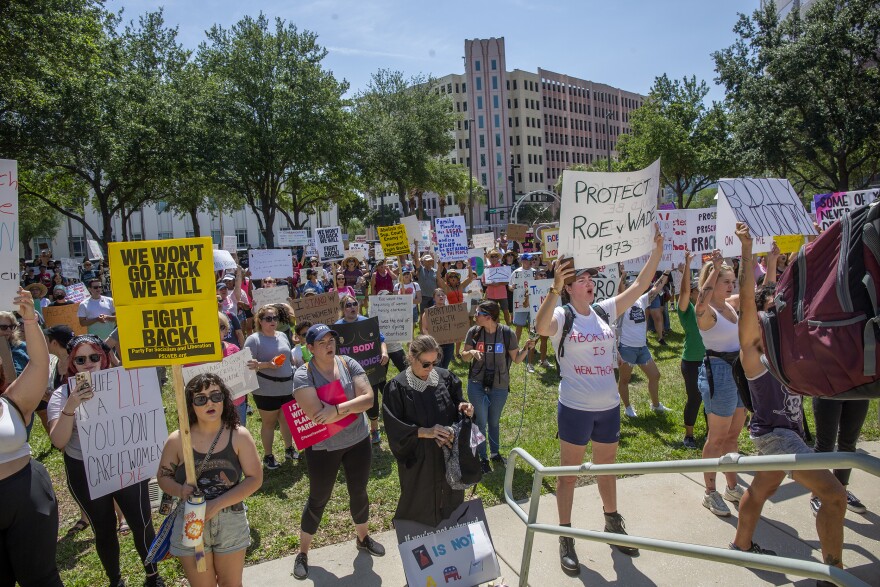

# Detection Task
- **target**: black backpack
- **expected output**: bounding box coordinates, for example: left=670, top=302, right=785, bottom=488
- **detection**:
left=556, top=303, right=611, bottom=377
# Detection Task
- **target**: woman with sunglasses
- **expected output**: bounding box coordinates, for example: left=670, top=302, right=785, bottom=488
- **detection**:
left=48, top=334, right=164, bottom=587
left=0, top=289, right=62, bottom=587
left=382, top=335, right=474, bottom=527
left=245, top=305, right=297, bottom=469
left=157, top=373, right=262, bottom=587
left=420, top=289, right=455, bottom=369
left=291, top=324, right=383, bottom=580
left=331, top=273, right=357, bottom=300
left=0, top=310, right=29, bottom=376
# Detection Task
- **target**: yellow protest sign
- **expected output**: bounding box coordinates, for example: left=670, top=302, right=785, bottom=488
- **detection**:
left=377, top=224, right=411, bottom=257
left=773, top=235, right=805, bottom=255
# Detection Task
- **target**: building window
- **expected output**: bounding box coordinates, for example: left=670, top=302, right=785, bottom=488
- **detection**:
left=462, top=83, right=466, bottom=92
left=69, top=237, right=85, bottom=257
left=211, top=230, right=221, bottom=245
left=235, top=229, right=248, bottom=248
left=480, top=154, right=486, bottom=167
left=493, top=95, right=499, bottom=108
left=479, top=134, right=485, bottom=148
left=491, top=59, right=497, bottom=70
left=463, top=101, right=468, bottom=112
left=495, top=133, right=501, bottom=147
left=477, top=96, right=483, bottom=110
left=478, top=115, right=484, bottom=129
left=496, top=153, right=502, bottom=165
left=494, top=114, right=500, bottom=127
left=475, top=60, right=481, bottom=71
left=185, top=231, right=195, bottom=238
left=131, top=233, right=143, bottom=241
left=481, top=173, right=487, bottom=186
left=492, top=76, right=498, bottom=90
left=476, top=77, right=482, bottom=90
left=158, top=231, right=173, bottom=240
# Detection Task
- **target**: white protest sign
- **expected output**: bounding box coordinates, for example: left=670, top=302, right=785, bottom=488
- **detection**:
left=435, top=216, right=469, bottom=262
left=182, top=348, right=259, bottom=401
left=350, top=242, right=370, bottom=255
left=472, top=232, right=495, bottom=249
left=222, top=235, right=237, bottom=253
left=248, top=249, right=292, bottom=280
left=305, top=238, right=318, bottom=257
left=252, top=286, right=290, bottom=313
left=314, top=226, right=344, bottom=262
left=814, top=189, right=879, bottom=232
left=419, top=221, right=432, bottom=247
left=368, top=294, right=413, bottom=343
left=344, top=248, right=365, bottom=262
left=278, top=229, right=310, bottom=247
left=213, top=249, right=237, bottom=272
left=528, top=278, right=559, bottom=328
left=374, top=243, right=385, bottom=261
left=510, top=269, right=534, bottom=312
left=87, top=239, right=104, bottom=260
left=595, top=263, right=620, bottom=280
left=558, top=159, right=659, bottom=267
left=483, top=265, right=512, bottom=285
left=72, top=367, right=168, bottom=499
left=684, top=208, right=717, bottom=269
left=60, top=258, right=81, bottom=279
left=399, top=520, right=499, bottom=587
left=401, top=215, right=423, bottom=246
left=66, top=282, right=88, bottom=304
left=593, top=277, right=619, bottom=303
left=623, top=252, right=651, bottom=273
left=0, top=160, right=17, bottom=310
left=656, top=209, right=686, bottom=270
left=716, top=178, right=816, bottom=256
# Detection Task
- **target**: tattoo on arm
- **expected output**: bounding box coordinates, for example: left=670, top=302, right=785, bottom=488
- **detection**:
left=158, top=464, right=176, bottom=479
left=697, top=287, right=712, bottom=304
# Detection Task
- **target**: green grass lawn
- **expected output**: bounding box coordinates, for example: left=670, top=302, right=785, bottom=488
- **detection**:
left=34, top=313, right=878, bottom=586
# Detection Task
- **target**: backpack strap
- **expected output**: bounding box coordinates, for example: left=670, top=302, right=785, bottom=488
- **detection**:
left=556, top=304, right=576, bottom=377
left=591, top=303, right=610, bottom=325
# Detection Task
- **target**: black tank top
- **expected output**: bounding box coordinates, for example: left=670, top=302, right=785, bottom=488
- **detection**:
left=174, top=428, right=242, bottom=501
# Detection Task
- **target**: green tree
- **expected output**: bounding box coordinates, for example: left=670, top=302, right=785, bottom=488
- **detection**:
left=617, top=74, right=736, bottom=209
left=338, top=195, right=373, bottom=231
left=713, top=0, right=880, bottom=192
left=17, top=170, right=65, bottom=259
left=552, top=161, right=626, bottom=195
left=353, top=70, right=457, bottom=217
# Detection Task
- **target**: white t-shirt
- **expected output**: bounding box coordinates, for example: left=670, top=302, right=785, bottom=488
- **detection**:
left=619, top=293, right=650, bottom=348
left=77, top=296, right=116, bottom=339
left=549, top=298, right=620, bottom=412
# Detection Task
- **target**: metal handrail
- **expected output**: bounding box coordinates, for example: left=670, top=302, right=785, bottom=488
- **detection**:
left=502, top=448, right=880, bottom=587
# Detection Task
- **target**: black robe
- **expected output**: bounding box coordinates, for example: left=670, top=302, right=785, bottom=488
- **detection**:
left=382, top=368, right=465, bottom=527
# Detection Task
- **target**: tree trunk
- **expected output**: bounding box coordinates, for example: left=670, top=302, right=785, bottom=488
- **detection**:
left=189, top=208, right=201, bottom=237
left=396, top=181, right=409, bottom=216
left=21, top=241, right=33, bottom=260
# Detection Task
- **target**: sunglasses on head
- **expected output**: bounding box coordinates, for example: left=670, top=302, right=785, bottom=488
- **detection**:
left=419, top=359, right=440, bottom=369
left=344, top=302, right=358, bottom=308
left=476, top=310, right=490, bottom=316
left=192, top=391, right=224, bottom=407
left=261, top=315, right=279, bottom=323
left=74, top=354, right=102, bottom=366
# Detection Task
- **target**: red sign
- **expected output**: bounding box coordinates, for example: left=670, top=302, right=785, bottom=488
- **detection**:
left=282, top=379, right=357, bottom=450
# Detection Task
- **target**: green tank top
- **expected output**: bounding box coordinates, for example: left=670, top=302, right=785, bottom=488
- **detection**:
left=677, top=303, right=706, bottom=362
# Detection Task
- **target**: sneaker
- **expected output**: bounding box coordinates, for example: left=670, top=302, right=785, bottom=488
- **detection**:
left=246, top=404, right=253, bottom=416
left=293, top=552, right=309, bottom=580
left=527, top=363, right=535, bottom=373
left=143, top=575, right=165, bottom=587
left=624, top=405, right=638, bottom=418
left=539, top=359, right=552, bottom=368
left=558, top=536, right=580, bottom=575
left=604, top=512, right=639, bottom=556
left=652, top=403, right=672, bottom=414
left=810, top=496, right=821, bottom=517
left=728, top=541, right=777, bottom=556
left=480, top=459, right=492, bottom=474
left=703, top=490, right=731, bottom=517
left=846, top=490, right=867, bottom=514
left=356, top=534, right=386, bottom=557
left=370, top=430, right=381, bottom=445
left=490, top=454, right=507, bottom=467
left=263, top=454, right=280, bottom=470
left=683, top=436, right=698, bottom=449
left=285, top=446, right=300, bottom=461
left=724, top=484, right=745, bottom=503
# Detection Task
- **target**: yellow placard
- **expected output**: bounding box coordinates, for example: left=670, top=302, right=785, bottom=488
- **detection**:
left=377, top=224, right=411, bottom=257
left=116, top=299, right=222, bottom=368
left=108, top=237, right=215, bottom=306
left=773, top=235, right=805, bottom=254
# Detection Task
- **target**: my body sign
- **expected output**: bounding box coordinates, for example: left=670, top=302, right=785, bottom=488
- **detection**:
left=334, top=317, right=387, bottom=387
left=558, top=159, right=660, bottom=267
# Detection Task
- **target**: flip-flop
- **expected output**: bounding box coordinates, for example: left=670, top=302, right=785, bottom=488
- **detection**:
left=117, top=520, right=130, bottom=535
left=66, top=519, right=89, bottom=536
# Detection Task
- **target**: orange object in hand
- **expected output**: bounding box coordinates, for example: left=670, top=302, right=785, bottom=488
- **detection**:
left=272, top=354, right=286, bottom=366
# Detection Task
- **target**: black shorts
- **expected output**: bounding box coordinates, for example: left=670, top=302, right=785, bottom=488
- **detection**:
left=252, top=393, right=292, bottom=411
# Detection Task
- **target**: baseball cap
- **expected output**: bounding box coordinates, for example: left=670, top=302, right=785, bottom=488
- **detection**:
left=575, top=268, right=599, bottom=277
left=520, top=253, right=533, bottom=261
left=305, top=323, right=339, bottom=345
left=216, top=281, right=228, bottom=290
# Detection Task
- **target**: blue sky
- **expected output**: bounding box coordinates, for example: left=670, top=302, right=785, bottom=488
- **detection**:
left=115, top=0, right=759, bottom=102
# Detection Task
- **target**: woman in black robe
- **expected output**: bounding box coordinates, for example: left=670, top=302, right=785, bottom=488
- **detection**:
left=383, top=335, right=475, bottom=527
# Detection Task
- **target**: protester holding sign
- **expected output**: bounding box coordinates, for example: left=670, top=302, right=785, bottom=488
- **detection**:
left=393, top=267, right=422, bottom=323
left=291, top=324, right=384, bottom=580
left=420, top=289, right=455, bottom=369
left=482, top=250, right=513, bottom=325
left=676, top=251, right=705, bottom=450
left=411, top=244, right=438, bottom=312
left=47, top=335, right=163, bottom=587
left=534, top=228, right=665, bottom=574
left=157, top=373, right=262, bottom=587
left=0, top=289, right=62, bottom=587
left=370, top=259, right=396, bottom=295
left=331, top=272, right=357, bottom=300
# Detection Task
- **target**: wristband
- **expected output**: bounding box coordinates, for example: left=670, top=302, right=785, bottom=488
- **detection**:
left=21, top=317, right=38, bottom=324
left=549, top=286, right=561, bottom=296
left=62, top=410, right=75, bottom=417
left=335, top=404, right=340, bottom=415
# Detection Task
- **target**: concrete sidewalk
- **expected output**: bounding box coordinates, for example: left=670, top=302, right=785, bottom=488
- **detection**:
left=243, top=442, right=880, bottom=586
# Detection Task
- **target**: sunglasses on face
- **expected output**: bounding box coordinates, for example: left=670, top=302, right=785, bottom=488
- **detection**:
left=0, top=324, right=15, bottom=331
left=261, top=315, right=279, bottom=323
left=264, top=280, right=275, bottom=284
left=419, top=359, right=440, bottom=369
left=476, top=310, right=491, bottom=317
left=344, top=302, right=358, bottom=308
left=90, top=285, right=103, bottom=290
left=192, top=391, right=224, bottom=407
left=74, top=354, right=102, bottom=366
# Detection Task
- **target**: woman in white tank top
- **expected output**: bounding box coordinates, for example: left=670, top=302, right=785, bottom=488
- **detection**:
left=694, top=250, right=748, bottom=518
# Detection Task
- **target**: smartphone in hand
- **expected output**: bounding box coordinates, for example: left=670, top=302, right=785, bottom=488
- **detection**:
left=75, top=372, right=94, bottom=400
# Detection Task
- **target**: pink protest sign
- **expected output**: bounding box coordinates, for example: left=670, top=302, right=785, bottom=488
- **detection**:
left=283, top=379, right=357, bottom=450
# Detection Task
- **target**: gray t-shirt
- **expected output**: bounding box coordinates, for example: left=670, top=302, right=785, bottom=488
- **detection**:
left=245, top=332, right=294, bottom=397
left=293, top=356, right=369, bottom=451
left=47, top=384, right=83, bottom=460
left=417, top=266, right=437, bottom=295
left=465, top=324, right=519, bottom=389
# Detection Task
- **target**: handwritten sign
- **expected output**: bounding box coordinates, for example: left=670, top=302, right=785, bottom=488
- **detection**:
left=527, top=278, right=560, bottom=328
left=252, top=286, right=290, bottom=313
left=0, top=159, right=18, bottom=310
left=559, top=159, right=659, bottom=267
left=506, top=223, right=528, bottom=242
left=657, top=209, right=686, bottom=270
left=314, top=226, right=344, bottom=262
left=213, top=249, right=237, bottom=273
left=593, top=277, right=619, bottom=303
left=349, top=242, right=370, bottom=257
left=683, top=209, right=716, bottom=269
left=278, top=229, right=309, bottom=247
left=472, top=233, right=496, bottom=249
left=377, top=224, right=411, bottom=257
left=368, top=294, right=413, bottom=343
left=773, top=235, right=805, bottom=255
left=72, top=367, right=168, bottom=499
left=66, top=282, right=88, bottom=304
left=814, top=189, right=879, bottom=232
left=374, top=243, right=385, bottom=261
left=622, top=252, right=651, bottom=273
left=222, top=235, right=237, bottom=253
left=60, top=258, right=81, bottom=279
left=283, top=379, right=358, bottom=451
left=716, top=178, right=816, bottom=256
left=43, top=304, right=87, bottom=335
left=483, top=265, right=512, bottom=285
left=181, top=348, right=259, bottom=400
left=542, top=228, right=559, bottom=261
left=423, top=303, right=470, bottom=346
left=248, top=249, right=292, bottom=280
left=334, top=317, right=387, bottom=386
left=434, top=216, right=469, bottom=262
left=291, top=291, right=338, bottom=326
left=87, top=239, right=104, bottom=260
left=511, top=270, right=534, bottom=312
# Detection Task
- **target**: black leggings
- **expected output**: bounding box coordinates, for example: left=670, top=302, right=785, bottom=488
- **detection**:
left=301, top=436, right=372, bottom=535
left=812, top=397, right=870, bottom=486
left=366, top=349, right=406, bottom=421
left=0, top=460, right=62, bottom=587
left=680, top=360, right=703, bottom=428
left=64, top=453, right=157, bottom=583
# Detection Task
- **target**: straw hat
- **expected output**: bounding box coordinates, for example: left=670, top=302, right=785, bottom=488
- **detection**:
left=24, top=282, right=48, bottom=298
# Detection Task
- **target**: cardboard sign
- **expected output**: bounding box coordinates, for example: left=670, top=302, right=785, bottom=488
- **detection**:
left=315, top=226, right=344, bottom=262
left=368, top=294, right=414, bottom=343
left=510, top=269, right=534, bottom=312
left=60, top=258, right=81, bottom=279
left=468, top=249, right=485, bottom=277
left=0, top=160, right=18, bottom=311
left=434, top=216, right=469, bottom=262
left=213, top=249, right=237, bottom=273
left=291, top=291, right=339, bottom=326
left=43, top=304, right=87, bottom=335
left=283, top=378, right=358, bottom=451
left=377, top=224, right=412, bottom=257
left=181, top=348, right=259, bottom=401
left=423, top=303, right=470, bottom=346
left=527, top=278, right=560, bottom=328
left=87, top=239, right=104, bottom=260
left=506, top=223, right=528, bottom=242
left=814, top=189, right=879, bottom=232
left=558, top=159, right=660, bottom=267
left=716, top=178, right=816, bottom=256
left=252, top=286, right=290, bottom=313
left=71, top=367, right=168, bottom=499
left=773, top=235, right=805, bottom=255
left=472, top=233, right=496, bottom=249
left=542, top=228, right=559, bottom=261
left=344, top=248, right=365, bottom=262
left=222, top=235, right=237, bottom=253
left=278, top=229, right=309, bottom=247
left=248, top=249, right=292, bottom=280
left=334, top=317, right=388, bottom=386
left=66, top=282, right=88, bottom=304
left=483, top=265, right=512, bottom=285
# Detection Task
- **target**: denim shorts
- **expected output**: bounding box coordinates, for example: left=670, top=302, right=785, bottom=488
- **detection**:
left=557, top=403, right=620, bottom=445
left=170, top=503, right=251, bottom=556
left=512, top=311, right=530, bottom=327
left=698, top=357, right=744, bottom=417
left=618, top=344, right=652, bottom=366
left=649, top=295, right=663, bottom=309
left=752, top=428, right=813, bottom=477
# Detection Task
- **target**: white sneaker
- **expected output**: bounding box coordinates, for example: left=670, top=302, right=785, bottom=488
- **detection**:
left=624, top=405, right=638, bottom=418
left=652, top=403, right=672, bottom=414
left=527, top=363, right=535, bottom=373
left=703, top=490, right=731, bottom=517
left=724, top=484, right=745, bottom=503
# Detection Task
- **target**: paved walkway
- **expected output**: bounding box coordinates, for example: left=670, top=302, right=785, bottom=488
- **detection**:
left=243, top=442, right=880, bottom=586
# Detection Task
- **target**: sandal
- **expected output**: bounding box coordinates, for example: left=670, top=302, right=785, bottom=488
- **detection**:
left=66, top=519, right=90, bottom=537
left=117, top=520, right=130, bottom=535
